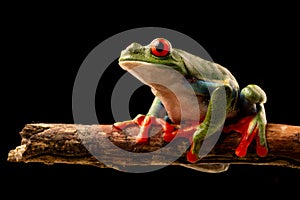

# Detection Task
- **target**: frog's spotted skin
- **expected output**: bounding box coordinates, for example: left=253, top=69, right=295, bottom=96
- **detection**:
left=114, top=38, right=268, bottom=165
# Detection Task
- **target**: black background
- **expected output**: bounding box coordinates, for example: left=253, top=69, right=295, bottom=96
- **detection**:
left=2, top=3, right=300, bottom=197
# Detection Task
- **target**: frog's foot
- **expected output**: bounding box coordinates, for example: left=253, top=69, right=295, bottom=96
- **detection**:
left=162, top=123, right=201, bottom=163
left=186, top=124, right=211, bottom=163
left=114, top=114, right=175, bottom=144
left=162, top=123, right=198, bottom=142
left=186, top=142, right=200, bottom=163
left=230, top=84, right=268, bottom=157
left=136, top=115, right=176, bottom=143
left=223, top=114, right=268, bottom=157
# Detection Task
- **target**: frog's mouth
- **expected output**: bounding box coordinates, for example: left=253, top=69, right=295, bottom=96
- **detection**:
left=118, top=60, right=170, bottom=71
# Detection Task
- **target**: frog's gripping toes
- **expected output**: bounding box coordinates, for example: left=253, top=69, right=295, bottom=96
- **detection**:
left=115, top=37, right=269, bottom=164
left=114, top=114, right=175, bottom=144
left=224, top=84, right=268, bottom=158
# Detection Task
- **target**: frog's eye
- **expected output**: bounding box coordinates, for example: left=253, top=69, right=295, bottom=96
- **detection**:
left=150, top=38, right=171, bottom=57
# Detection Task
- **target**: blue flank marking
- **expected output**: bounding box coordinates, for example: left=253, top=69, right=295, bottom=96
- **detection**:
left=190, top=80, right=222, bottom=95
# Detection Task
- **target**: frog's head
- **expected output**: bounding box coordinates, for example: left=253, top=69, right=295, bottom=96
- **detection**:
left=118, top=38, right=188, bottom=75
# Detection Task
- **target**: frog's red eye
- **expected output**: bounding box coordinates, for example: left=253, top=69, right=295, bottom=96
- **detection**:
left=150, top=38, right=171, bottom=57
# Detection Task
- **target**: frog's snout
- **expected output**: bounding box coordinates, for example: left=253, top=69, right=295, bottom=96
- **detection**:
left=124, top=42, right=142, bottom=53
left=119, top=42, right=141, bottom=60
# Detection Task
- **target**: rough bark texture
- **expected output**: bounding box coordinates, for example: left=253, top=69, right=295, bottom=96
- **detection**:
left=7, top=123, right=300, bottom=172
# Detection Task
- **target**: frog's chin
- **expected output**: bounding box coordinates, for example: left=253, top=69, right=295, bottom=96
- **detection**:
left=118, top=60, right=175, bottom=86
left=119, top=60, right=191, bottom=96
left=118, top=61, right=170, bottom=95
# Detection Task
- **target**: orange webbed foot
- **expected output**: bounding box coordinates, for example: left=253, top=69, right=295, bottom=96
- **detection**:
left=115, top=115, right=177, bottom=144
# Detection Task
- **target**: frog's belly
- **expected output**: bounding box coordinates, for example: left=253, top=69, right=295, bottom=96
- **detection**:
left=153, top=86, right=209, bottom=124
left=153, top=89, right=238, bottom=124
left=162, top=94, right=209, bottom=124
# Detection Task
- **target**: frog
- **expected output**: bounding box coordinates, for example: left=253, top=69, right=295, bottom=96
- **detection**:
left=113, top=37, right=268, bottom=166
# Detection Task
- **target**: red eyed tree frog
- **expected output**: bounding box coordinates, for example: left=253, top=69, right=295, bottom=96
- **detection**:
left=114, top=38, right=268, bottom=164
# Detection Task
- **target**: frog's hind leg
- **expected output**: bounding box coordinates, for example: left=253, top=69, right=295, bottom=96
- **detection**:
left=226, top=84, right=268, bottom=157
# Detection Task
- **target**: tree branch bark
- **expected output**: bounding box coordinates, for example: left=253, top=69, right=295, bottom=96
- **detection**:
left=7, top=123, right=300, bottom=173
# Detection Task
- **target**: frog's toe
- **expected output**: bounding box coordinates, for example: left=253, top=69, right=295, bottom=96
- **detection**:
left=136, top=115, right=175, bottom=144
left=162, top=131, right=177, bottom=143
left=135, top=115, right=156, bottom=144
left=135, top=132, right=149, bottom=144
left=256, top=142, right=268, bottom=157
left=113, top=114, right=146, bottom=131
left=226, top=114, right=268, bottom=158
left=162, top=124, right=202, bottom=163
left=113, top=121, right=136, bottom=130
left=187, top=129, right=207, bottom=163
left=187, top=148, right=199, bottom=163
left=235, top=126, right=258, bottom=157
left=159, top=119, right=176, bottom=142
left=224, top=115, right=259, bottom=157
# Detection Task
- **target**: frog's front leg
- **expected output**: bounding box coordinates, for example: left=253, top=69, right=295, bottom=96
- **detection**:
left=224, top=84, right=268, bottom=157
left=186, top=85, right=233, bottom=163
left=113, top=97, right=175, bottom=143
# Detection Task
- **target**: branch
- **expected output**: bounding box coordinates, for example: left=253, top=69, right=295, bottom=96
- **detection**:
left=7, top=123, right=300, bottom=173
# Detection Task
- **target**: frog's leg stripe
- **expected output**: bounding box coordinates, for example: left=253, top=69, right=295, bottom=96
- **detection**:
left=188, top=85, right=234, bottom=163
left=190, top=80, right=222, bottom=96
left=191, top=80, right=239, bottom=112
left=147, top=97, right=167, bottom=118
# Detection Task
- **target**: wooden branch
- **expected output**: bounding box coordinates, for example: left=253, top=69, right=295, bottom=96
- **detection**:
left=7, top=122, right=300, bottom=173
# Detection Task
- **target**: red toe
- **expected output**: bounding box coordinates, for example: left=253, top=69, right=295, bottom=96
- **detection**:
left=235, top=142, right=248, bottom=157
left=163, top=131, right=176, bottom=142
left=136, top=136, right=149, bottom=144
left=256, top=145, right=268, bottom=157
left=187, top=150, right=198, bottom=163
